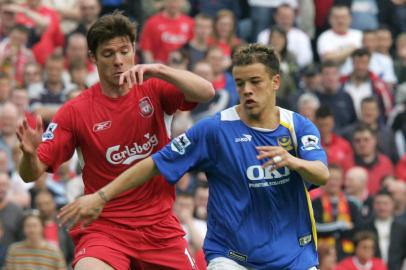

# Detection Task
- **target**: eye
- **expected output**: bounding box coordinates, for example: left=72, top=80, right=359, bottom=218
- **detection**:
left=102, top=51, right=113, bottom=57
left=121, top=50, right=129, bottom=55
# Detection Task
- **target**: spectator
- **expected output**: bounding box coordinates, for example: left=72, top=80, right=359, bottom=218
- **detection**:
left=0, top=24, right=34, bottom=87
left=290, top=64, right=322, bottom=111
left=8, top=0, right=64, bottom=65
left=64, top=32, right=98, bottom=87
left=208, top=9, right=241, bottom=58
left=139, top=0, right=194, bottom=64
left=43, top=0, right=80, bottom=34
left=0, top=102, right=20, bottom=172
left=352, top=124, right=394, bottom=195
left=70, top=0, right=101, bottom=36
left=336, top=231, right=388, bottom=270
left=341, top=49, right=393, bottom=121
left=4, top=209, right=66, bottom=270
left=67, top=60, right=89, bottom=92
left=35, top=190, right=74, bottom=266
left=0, top=172, right=23, bottom=252
left=361, top=189, right=406, bottom=270
left=318, top=241, right=338, bottom=270
left=189, top=0, right=241, bottom=19
left=384, top=179, right=406, bottom=222
left=394, top=33, right=406, bottom=84
left=317, top=4, right=363, bottom=70
left=183, top=13, right=213, bottom=69
left=345, top=166, right=374, bottom=224
left=23, top=61, right=42, bottom=89
left=0, top=1, right=18, bottom=41
left=315, top=106, right=355, bottom=172
left=342, top=30, right=397, bottom=85
left=268, top=25, right=298, bottom=103
left=0, top=73, right=12, bottom=104
left=297, top=92, right=320, bottom=123
left=313, top=164, right=362, bottom=260
left=257, top=4, right=313, bottom=67
left=316, top=61, right=357, bottom=131
left=375, top=27, right=393, bottom=57
left=10, top=88, right=36, bottom=128
left=29, top=52, right=70, bottom=124
left=341, top=97, right=399, bottom=163
left=205, top=46, right=239, bottom=106
left=194, top=181, right=208, bottom=221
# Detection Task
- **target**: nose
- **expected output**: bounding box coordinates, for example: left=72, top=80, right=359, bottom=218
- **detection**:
left=241, top=82, right=254, bottom=95
left=113, top=53, right=123, bottom=66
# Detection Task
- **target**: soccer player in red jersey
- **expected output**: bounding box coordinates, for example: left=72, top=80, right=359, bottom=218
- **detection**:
left=16, top=11, right=214, bottom=270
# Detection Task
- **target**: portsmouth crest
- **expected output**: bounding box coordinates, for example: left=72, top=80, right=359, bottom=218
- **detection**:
left=139, top=97, right=154, bottom=118
left=277, top=136, right=293, bottom=151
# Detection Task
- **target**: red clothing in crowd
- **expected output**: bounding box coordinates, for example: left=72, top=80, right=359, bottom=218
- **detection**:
left=356, top=153, right=394, bottom=195
left=395, top=154, right=406, bottom=182
left=322, top=133, right=354, bottom=172
left=16, top=4, right=64, bottom=65
left=139, top=12, right=194, bottom=63
left=336, top=256, right=387, bottom=270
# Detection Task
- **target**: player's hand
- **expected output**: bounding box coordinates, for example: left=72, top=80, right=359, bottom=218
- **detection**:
left=16, top=115, right=43, bottom=155
left=119, top=64, right=162, bottom=88
left=256, top=146, right=295, bottom=171
left=57, top=193, right=105, bottom=229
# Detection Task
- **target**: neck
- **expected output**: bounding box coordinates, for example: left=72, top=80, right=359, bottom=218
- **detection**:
left=163, top=10, right=180, bottom=19
left=351, top=74, right=368, bottom=85
left=99, top=80, right=130, bottom=98
left=361, top=153, right=376, bottom=163
left=25, top=238, right=45, bottom=247
left=236, top=104, right=279, bottom=130
left=322, top=133, right=332, bottom=144
left=190, top=38, right=208, bottom=50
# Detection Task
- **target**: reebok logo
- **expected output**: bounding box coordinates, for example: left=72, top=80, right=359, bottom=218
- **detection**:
left=235, top=134, right=252, bottom=143
left=93, top=121, right=112, bottom=132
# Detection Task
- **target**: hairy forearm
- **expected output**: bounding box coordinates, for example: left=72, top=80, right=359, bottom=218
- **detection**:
left=101, top=157, right=160, bottom=201
left=321, top=46, right=355, bottom=64
left=290, top=158, right=329, bottom=186
left=155, top=64, right=215, bottom=102
left=19, top=152, right=46, bottom=182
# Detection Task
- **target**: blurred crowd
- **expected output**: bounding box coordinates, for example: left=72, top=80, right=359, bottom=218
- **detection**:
left=0, top=0, right=405, bottom=269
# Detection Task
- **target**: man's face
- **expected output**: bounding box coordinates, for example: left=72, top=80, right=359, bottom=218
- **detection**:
left=353, top=130, right=376, bottom=157
left=23, top=216, right=43, bottom=241
left=233, top=63, right=280, bottom=119
left=164, top=0, right=184, bottom=15
left=373, top=194, right=394, bottom=220
left=194, top=18, right=212, bottom=40
left=9, top=29, right=28, bottom=48
left=35, top=193, right=56, bottom=220
left=362, top=32, right=377, bottom=52
left=45, top=59, right=64, bottom=84
left=0, top=78, right=12, bottom=102
left=66, top=35, right=88, bottom=61
left=360, top=101, right=379, bottom=125
left=206, top=48, right=226, bottom=74
left=355, top=239, right=375, bottom=262
left=329, top=7, right=351, bottom=33
left=91, top=36, right=135, bottom=88
left=376, top=29, right=392, bottom=53
left=321, top=67, right=339, bottom=92
left=353, top=55, right=370, bottom=79
left=11, top=90, right=29, bottom=112
left=323, top=168, right=343, bottom=195
left=275, top=6, right=294, bottom=31
left=315, top=116, right=334, bottom=138
left=0, top=105, right=18, bottom=135
left=79, top=0, right=101, bottom=24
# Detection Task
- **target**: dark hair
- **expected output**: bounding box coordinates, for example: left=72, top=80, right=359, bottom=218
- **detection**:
left=45, top=51, right=64, bottom=65
left=22, top=209, right=44, bottom=228
left=269, top=25, right=288, bottom=58
left=353, top=123, right=377, bottom=137
left=232, top=43, right=280, bottom=76
left=68, top=59, right=87, bottom=73
left=329, top=4, right=351, bottom=17
left=375, top=187, right=393, bottom=199
left=320, top=60, right=338, bottom=71
left=315, top=105, right=333, bottom=119
left=351, top=48, right=371, bottom=59
left=11, top=24, right=29, bottom=35
left=87, top=10, right=136, bottom=55
left=353, top=231, right=376, bottom=248
left=194, top=13, right=213, bottom=22
left=360, top=96, right=378, bottom=106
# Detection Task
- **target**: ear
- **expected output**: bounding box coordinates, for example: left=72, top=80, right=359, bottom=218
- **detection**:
left=272, top=74, right=281, bottom=91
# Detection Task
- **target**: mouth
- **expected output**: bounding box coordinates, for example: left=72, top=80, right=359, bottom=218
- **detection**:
left=244, top=99, right=256, bottom=108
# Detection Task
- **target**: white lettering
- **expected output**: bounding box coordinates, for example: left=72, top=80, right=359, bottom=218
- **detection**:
left=106, top=134, right=159, bottom=165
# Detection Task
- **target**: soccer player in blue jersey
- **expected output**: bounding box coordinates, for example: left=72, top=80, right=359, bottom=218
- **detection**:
left=59, top=43, right=330, bottom=270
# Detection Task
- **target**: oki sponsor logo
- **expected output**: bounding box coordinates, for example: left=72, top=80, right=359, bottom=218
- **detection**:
left=106, top=133, right=158, bottom=165
left=246, top=165, right=290, bottom=181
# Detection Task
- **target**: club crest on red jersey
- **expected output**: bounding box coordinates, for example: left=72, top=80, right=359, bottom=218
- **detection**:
left=139, top=97, right=154, bottom=118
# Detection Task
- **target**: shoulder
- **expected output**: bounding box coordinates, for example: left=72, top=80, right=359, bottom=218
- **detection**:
left=7, top=241, right=25, bottom=252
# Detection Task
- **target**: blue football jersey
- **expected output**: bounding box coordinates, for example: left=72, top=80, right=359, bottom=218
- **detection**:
left=152, top=106, right=327, bottom=270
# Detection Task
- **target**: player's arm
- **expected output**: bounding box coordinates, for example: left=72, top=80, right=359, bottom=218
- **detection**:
left=119, top=63, right=215, bottom=103
left=17, top=116, right=48, bottom=182
left=58, top=156, right=160, bottom=227
left=256, top=146, right=329, bottom=186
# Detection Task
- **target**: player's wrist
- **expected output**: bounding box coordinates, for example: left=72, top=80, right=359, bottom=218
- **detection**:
left=97, top=190, right=109, bottom=204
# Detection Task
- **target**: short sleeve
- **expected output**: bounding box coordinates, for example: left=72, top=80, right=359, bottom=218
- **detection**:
left=294, top=114, right=327, bottom=165
left=37, top=104, right=77, bottom=173
left=149, top=78, right=197, bottom=114
left=152, top=117, right=217, bottom=184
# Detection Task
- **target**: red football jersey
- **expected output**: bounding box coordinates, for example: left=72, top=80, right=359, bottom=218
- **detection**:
left=38, top=78, right=195, bottom=228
